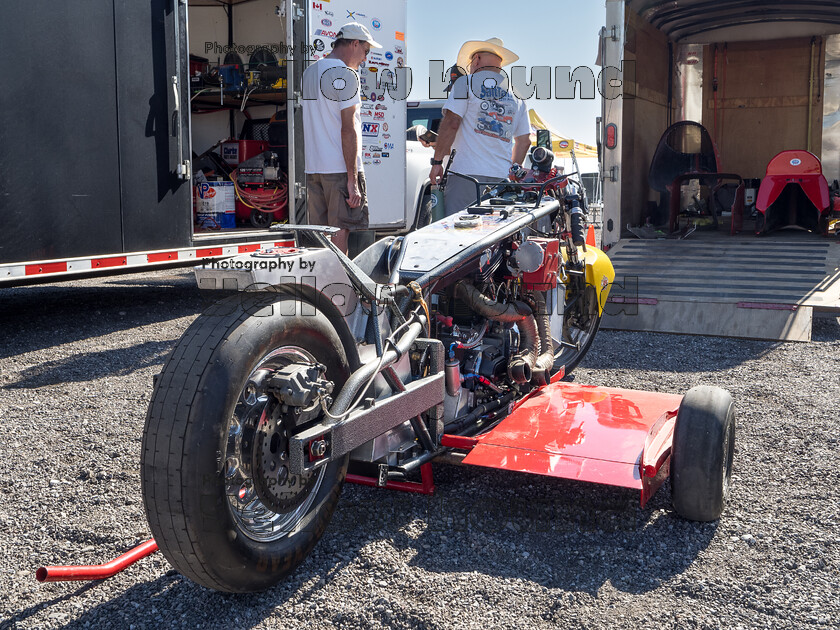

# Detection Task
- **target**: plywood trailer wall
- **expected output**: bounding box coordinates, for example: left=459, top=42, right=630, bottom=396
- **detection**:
left=620, top=9, right=676, bottom=227
left=701, top=38, right=825, bottom=180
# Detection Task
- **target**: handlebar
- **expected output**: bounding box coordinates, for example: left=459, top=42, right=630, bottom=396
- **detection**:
left=446, top=171, right=581, bottom=211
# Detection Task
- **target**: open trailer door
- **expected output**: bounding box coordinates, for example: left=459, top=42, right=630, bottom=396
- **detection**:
left=306, top=0, right=408, bottom=229
left=0, top=0, right=192, bottom=266
left=599, top=0, right=840, bottom=342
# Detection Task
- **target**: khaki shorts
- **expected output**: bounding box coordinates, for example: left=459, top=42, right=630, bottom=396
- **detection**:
left=306, top=172, right=369, bottom=230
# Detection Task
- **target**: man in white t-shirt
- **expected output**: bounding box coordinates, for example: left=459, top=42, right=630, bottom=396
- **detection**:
left=428, top=38, right=531, bottom=216
left=302, top=22, right=381, bottom=253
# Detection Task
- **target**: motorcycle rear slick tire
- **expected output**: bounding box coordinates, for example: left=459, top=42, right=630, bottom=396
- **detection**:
left=141, top=293, right=351, bottom=593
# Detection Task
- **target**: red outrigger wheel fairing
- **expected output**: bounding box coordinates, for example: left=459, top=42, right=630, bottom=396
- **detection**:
left=444, top=381, right=683, bottom=507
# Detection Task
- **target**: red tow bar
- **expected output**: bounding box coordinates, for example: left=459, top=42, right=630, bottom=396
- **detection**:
left=36, top=539, right=158, bottom=583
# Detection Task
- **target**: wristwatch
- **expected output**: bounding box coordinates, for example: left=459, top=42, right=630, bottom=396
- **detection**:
left=430, top=157, right=443, bottom=166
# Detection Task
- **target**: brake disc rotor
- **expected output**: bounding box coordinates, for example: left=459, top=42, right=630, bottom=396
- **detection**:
left=250, top=401, right=318, bottom=513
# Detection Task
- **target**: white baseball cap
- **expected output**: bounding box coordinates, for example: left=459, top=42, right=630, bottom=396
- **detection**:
left=334, top=22, right=382, bottom=48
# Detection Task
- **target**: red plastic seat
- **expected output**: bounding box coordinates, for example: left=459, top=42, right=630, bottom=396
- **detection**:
left=755, top=150, right=830, bottom=235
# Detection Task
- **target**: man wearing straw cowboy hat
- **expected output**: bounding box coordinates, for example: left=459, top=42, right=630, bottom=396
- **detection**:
left=428, top=37, right=531, bottom=216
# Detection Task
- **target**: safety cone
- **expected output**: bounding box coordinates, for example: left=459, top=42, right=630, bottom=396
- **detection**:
left=585, top=224, right=596, bottom=247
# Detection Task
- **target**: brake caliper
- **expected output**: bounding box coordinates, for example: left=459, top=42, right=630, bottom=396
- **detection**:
left=245, top=364, right=335, bottom=512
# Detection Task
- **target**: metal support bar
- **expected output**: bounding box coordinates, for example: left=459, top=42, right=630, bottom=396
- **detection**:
left=383, top=366, right=436, bottom=453
left=346, top=462, right=435, bottom=495
left=289, top=372, right=445, bottom=474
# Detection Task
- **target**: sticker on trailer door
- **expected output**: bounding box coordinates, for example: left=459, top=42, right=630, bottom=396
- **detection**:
left=362, top=122, right=380, bottom=137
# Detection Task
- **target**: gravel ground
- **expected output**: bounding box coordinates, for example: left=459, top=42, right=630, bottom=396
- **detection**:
left=0, top=268, right=839, bottom=629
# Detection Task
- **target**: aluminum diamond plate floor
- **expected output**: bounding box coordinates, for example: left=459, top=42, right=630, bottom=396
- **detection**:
left=601, top=234, right=840, bottom=341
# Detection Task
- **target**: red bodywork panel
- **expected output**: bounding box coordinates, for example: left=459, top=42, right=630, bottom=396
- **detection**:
left=757, top=150, right=830, bottom=216
left=459, top=382, right=683, bottom=505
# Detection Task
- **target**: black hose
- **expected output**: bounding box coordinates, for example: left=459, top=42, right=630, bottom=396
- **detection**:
left=446, top=391, right=515, bottom=435
left=569, top=205, right=586, bottom=247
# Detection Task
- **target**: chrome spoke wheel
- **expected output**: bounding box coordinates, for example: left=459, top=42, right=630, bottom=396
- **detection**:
left=225, top=346, right=326, bottom=543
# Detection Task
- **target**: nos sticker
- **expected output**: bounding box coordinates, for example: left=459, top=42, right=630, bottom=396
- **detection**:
left=790, top=158, right=802, bottom=166
left=362, top=122, right=380, bottom=137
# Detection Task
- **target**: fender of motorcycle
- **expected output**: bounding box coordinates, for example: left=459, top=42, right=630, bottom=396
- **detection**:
left=194, top=246, right=358, bottom=311
left=193, top=246, right=364, bottom=370
left=454, top=381, right=683, bottom=507
left=562, top=245, right=616, bottom=316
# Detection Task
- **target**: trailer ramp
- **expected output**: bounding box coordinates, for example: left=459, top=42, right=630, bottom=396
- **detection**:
left=602, top=236, right=840, bottom=341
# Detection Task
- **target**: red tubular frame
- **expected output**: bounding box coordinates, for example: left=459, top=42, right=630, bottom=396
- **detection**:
left=36, top=539, right=158, bottom=583
left=345, top=462, right=435, bottom=494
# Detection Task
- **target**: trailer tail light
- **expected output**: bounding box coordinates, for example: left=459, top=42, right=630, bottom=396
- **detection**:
left=605, top=123, right=617, bottom=150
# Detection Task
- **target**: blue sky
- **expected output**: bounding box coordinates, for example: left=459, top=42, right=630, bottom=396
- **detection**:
left=405, top=0, right=605, bottom=145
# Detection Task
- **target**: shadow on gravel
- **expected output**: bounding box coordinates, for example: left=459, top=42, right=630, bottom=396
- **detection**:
left=349, top=464, right=719, bottom=596
left=7, top=465, right=719, bottom=628
left=0, top=582, right=100, bottom=630
left=25, top=553, right=359, bottom=630
left=811, top=314, right=840, bottom=341
left=3, top=341, right=173, bottom=388
left=0, top=282, right=214, bottom=361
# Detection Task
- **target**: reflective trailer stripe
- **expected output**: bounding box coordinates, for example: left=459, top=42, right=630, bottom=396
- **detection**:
left=66, top=260, right=93, bottom=272
left=25, top=262, right=68, bottom=275
left=147, top=252, right=179, bottom=263
left=92, top=257, right=127, bottom=268
left=1, top=239, right=296, bottom=284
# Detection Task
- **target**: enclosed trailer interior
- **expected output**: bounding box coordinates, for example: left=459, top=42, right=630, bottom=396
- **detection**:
left=613, top=3, right=838, bottom=233
left=0, top=0, right=298, bottom=284
left=187, top=0, right=292, bottom=235
left=600, top=0, right=840, bottom=340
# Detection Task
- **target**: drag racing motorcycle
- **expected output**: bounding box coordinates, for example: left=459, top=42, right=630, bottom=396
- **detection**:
left=140, top=158, right=734, bottom=593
